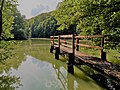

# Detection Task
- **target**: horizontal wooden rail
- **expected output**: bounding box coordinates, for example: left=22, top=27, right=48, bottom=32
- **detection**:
left=76, top=43, right=103, bottom=50
left=60, top=39, right=66, bottom=43
left=61, top=43, right=72, bottom=48
left=60, top=40, right=72, bottom=45
left=50, top=34, right=105, bottom=60
left=54, top=42, right=58, bottom=45
left=50, top=36, right=58, bottom=38
left=75, top=35, right=104, bottom=39
left=60, top=35, right=73, bottom=38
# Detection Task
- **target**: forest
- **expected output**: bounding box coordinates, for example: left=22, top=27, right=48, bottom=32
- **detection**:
left=28, top=0, right=119, bottom=49
left=0, top=0, right=120, bottom=89
left=0, top=0, right=120, bottom=61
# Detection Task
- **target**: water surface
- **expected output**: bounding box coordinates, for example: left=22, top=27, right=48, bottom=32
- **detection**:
left=0, top=39, right=105, bottom=90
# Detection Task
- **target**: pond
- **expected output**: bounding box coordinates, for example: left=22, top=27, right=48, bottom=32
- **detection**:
left=0, top=39, right=105, bottom=90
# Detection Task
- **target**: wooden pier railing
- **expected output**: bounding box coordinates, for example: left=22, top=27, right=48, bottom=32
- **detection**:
left=50, top=34, right=106, bottom=60
left=50, top=34, right=120, bottom=86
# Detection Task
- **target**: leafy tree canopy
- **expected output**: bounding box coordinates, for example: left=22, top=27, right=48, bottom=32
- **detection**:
left=53, top=0, right=120, bottom=48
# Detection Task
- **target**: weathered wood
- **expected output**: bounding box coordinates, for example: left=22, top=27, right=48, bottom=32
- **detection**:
left=54, top=42, right=59, bottom=45
left=65, top=41, right=72, bottom=45
left=61, top=43, right=72, bottom=48
left=101, top=36, right=104, bottom=47
left=76, top=38, right=79, bottom=51
left=75, top=35, right=104, bottom=39
left=55, top=47, right=60, bottom=60
left=76, top=43, right=103, bottom=50
left=101, top=51, right=106, bottom=61
left=72, top=33, right=75, bottom=55
left=68, top=53, right=74, bottom=74
left=58, top=35, right=60, bottom=49
left=50, top=36, right=54, bottom=46
left=60, top=34, right=73, bottom=38
left=50, top=34, right=120, bottom=86
left=50, top=36, right=58, bottom=38
left=101, top=36, right=106, bottom=61
left=50, top=45, right=54, bottom=53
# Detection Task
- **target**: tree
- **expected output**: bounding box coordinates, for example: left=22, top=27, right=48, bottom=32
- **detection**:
left=53, top=0, right=120, bottom=48
left=0, top=0, right=17, bottom=39
left=11, top=9, right=29, bottom=40
left=0, top=0, right=5, bottom=37
left=0, top=0, right=18, bottom=62
left=28, top=12, right=58, bottom=38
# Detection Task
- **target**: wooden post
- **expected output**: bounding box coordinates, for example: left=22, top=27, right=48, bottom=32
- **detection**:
left=67, top=53, right=74, bottom=74
left=76, top=38, right=79, bottom=51
left=50, top=45, right=54, bottom=53
left=58, top=35, right=60, bottom=49
left=64, top=37, right=67, bottom=44
left=101, top=51, right=106, bottom=61
left=67, top=33, right=75, bottom=74
left=101, top=36, right=104, bottom=49
left=101, top=36, right=106, bottom=61
left=50, top=36, right=54, bottom=53
left=72, top=33, right=75, bottom=56
left=53, top=36, right=54, bottom=46
left=55, top=47, right=60, bottom=60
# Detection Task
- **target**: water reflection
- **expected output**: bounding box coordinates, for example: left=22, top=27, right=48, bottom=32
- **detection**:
left=52, top=57, right=104, bottom=90
left=0, top=73, right=21, bottom=90
left=0, top=55, right=104, bottom=90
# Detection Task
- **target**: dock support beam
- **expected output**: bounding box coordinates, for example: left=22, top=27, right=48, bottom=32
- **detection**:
left=76, top=38, right=79, bottom=51
left=101, top=36, right=106, bottom=61
left=50, top=45, right=54, bottom=53
left=67, top=53, right=74, bottom=74
left=101, top=51, right=106, bottom=61
left=55, top=47, right=60, bottom=60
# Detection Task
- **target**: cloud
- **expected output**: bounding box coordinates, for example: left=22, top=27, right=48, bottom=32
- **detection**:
left=31, top=4, right=50, bottom=16
left=18, top=0, right=63, bottom=19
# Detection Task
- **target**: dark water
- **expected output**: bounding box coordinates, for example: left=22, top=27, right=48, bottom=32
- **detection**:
left=0, top=40, right=105, bottom=90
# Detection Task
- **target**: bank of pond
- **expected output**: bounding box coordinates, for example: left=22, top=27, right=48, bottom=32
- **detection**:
left=0, top=39, right=120, bottom=90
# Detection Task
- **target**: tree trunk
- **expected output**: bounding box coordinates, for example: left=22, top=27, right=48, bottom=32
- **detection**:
left=0, top=0, right=5, bottom=37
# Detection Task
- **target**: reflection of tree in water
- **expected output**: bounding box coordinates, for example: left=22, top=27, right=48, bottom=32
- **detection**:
left=0, top=74, right=22, bottom=90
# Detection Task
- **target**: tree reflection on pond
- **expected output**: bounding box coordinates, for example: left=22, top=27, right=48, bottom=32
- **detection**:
left=0, top=74, right=22, bottom=90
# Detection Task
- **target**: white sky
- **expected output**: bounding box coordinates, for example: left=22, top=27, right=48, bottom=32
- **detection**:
left=17, top=0, right=62, bottom=19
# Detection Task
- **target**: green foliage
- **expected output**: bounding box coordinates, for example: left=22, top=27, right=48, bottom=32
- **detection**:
left=53, top=0, right=120, bottom=48
left=0, top=75, right=21, bottom=90
left=28, top=12, right=58, bottom=38
left=0, top=41, right=14, bottom=62
left=11, top=9, right=29, bottom=40
left=1, top=0, right=17, bottom=39
left=0, top=0, right=18, bottom=63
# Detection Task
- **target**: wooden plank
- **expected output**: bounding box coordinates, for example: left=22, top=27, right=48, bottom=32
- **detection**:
left=50, top=36, right=58, bottom=38
left=61, top=43, right=72, bottom=48
left=60, top=39, right=66, bottom=43
left=54, top=42, right=58, bottom=45
left=75, top=50, right=90, bottom=57
left=75, top=35, right=104, bottom=39
left=60, top=45, right=72, bottom=53
left=60, top=35, right=73, bottom=38
left=60, top=39, right=72, bottom=45
left=58, top=35, right=60, bottom=48
left=76, top=43, right=103, bottom=50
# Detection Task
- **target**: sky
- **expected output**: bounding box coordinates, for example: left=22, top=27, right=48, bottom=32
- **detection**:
left=17, top=0, right=62, bottom=19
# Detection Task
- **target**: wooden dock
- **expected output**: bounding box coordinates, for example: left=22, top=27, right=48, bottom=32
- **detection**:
left=50, top=34, right=120, bottom=86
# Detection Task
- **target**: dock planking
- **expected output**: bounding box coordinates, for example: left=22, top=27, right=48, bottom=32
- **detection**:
left=50, top=34, right=120, bottom=86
